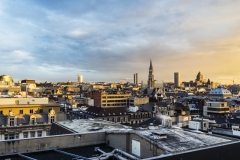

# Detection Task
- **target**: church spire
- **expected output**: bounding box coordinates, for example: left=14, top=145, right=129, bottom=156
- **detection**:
left=150, top=58, right=153, bottom=70
left=148, top=58, right=155, bottom=89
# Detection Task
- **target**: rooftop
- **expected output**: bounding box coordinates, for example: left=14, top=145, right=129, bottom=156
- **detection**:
left=107, top=127, right=235, bottom=154
left=56, top=119, right=132, bottom=133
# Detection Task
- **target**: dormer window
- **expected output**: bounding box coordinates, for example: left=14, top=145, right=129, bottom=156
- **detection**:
left=10, top=118, right=14, bottom=126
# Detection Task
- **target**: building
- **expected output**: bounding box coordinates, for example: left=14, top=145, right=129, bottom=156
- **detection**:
left=83, top=106, right=129, bottom=124
left=174, top=72, right=180, bottom=88
left=0, top=75, right=14, bottom=87
left=0, top=97, right=65, bottom=140
left=208, top=85, right=232, bottom=98
left=203, top=101, right=230, bottom=117
left=87, top=91, right=131, bottom=108
left=128, top=96, right=149, bottom=107
left=134, top=73, right=138, bottom=85
left=50, top=119, right=235, bottom=159
left=78, top=74, right=83, bottom=83
left=148, top=58, right=155, bottom=89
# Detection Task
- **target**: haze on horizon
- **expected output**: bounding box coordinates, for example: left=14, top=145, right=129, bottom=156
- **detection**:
left=0, top=0, right=240, bottom=84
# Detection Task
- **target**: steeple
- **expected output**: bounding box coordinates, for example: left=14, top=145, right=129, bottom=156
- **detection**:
left=150, top=58, right=153, bottom=70
left=148, top=58, right=155, bottom=89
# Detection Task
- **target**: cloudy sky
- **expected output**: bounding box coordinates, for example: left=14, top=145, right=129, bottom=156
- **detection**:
left=0, top=0, right=240, bottom=84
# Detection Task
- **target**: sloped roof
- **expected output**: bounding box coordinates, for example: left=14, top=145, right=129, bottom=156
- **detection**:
left=209, top=86, right=232, bottom=96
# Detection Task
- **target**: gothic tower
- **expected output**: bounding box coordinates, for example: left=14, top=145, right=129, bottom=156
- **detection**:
left=148, top=58, right=155, bottom=89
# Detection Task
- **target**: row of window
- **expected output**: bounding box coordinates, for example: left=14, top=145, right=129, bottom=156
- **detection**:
left=9, top=116, right=55, bottom=126
left=0, top=109, right=54, bottom=115
left=102, top=96, right=130, bottom=98
left=4, top=131, right=45, bottom=140
left=102, top=104, right=127, bottom=106
left=208, top=108, right=229, bottom=111
left=102, top=100, right=127, bottom=102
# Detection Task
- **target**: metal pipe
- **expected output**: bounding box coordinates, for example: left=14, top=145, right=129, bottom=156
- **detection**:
left=18, top=153, right=37, bottom=160
left=53, top=149, right=91, bottom=160
left=115, top=149, right=138, bottom=160
left=113, top=154, right=128, bottom=160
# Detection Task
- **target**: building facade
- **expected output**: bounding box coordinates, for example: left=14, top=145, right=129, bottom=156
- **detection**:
left=0, top=97, right=65, bottom=140
left=87, top=91, right=131, bottom=108
left=203, top=102, right=230, bottom=117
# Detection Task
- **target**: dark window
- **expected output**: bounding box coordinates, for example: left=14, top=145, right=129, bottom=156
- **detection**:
left=39, top=109, right=43, bottom=113
left=37, top=131, right=42, bottom=137
left=30, top=132, right=35, bottom=137
left=19, top=110, right=23, bottom=114
left=23, top=132, right=28, bottom=138
left=10, top=118, right=14, bottom=126
left=30, top=109, right=33, bottom=114
left=50, top=116, right=55, bottom=123
left=0, top=110, right=2, bottom=114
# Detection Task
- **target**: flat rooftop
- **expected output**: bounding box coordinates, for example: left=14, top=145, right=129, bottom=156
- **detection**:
left=135, top=127, right=233, bottom=153
left=56, top=119, right=132, bottom=133
left=106, top=126, right=235, bottom=154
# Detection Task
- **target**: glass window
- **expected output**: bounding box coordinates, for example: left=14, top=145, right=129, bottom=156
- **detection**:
left=19, top=110, right=23, bottom=114
left=10, top=118, right=14, bottom=126
left=37, top=131, right=42, bottom=137
left=30, top=109, right=33, bottom=114
left=30, top=132, right=35, bottom=137
left=50, top=116, right=55, bottom=123
left=15, top=133, right=19, bottom=139
left=31, top=118, right=35, bottom=125
left=9, top=134, right=14, bottom=139
left=5, top=135, right=8, bottom=140
left=23, top=132, right=28, bottom=138
left=39, top=109, right=43, bottom=113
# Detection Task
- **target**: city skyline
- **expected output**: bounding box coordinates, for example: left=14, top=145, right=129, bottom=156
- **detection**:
left=0, top=1, right=240, bottom=84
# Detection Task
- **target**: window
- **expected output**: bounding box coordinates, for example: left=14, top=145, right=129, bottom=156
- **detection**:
left=39, top=109, right=43, bottom=113
left=19, top=110, right=23, bottom=114
left=37, top=131, right=42, bottom=137
left=30, top=132, right=35, bottom=137
left=49, top=109, right=52, bottom=113
left=50, top=116, right=55, bottom=123
left=10, top=118, right=14, bottom=126
left=5, top=135, right=8, bottom=140
left=23, top=132, right=28, bottom=138
left=0, top=110, right=2, bottom=114
left=31, top=118, right=35, bottom=125
left=46, top=130, right=50, bottom=136
left=30, top=109, right=33, bottom=114
left=9, top=134, right=14, bottom=139
left=15, top=133, right=19, bottom=139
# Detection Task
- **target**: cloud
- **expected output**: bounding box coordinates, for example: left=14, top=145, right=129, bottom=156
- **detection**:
left=0, top=0, right=239, bottom=83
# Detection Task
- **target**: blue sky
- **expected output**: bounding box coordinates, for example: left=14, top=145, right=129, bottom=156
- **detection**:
left=0, top=0, right=240, bottom=84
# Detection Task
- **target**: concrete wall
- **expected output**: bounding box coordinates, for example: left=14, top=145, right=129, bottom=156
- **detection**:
left=0, top=132, right=106, bottom=155
left=106, top=133, right=165, bottom=158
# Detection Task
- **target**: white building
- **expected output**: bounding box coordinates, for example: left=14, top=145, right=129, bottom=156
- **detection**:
left=78, top=74, right=83, bottom=83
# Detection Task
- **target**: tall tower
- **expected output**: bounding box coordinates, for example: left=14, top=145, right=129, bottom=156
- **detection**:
left=148, top=58, right=155, bottom=89
left=78, top=74, right=83, bottom=83
left=174, top=72, right=180, bottom=88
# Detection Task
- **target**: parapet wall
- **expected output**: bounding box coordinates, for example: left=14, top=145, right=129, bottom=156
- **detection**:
left=0, top=132, right=105, bottom=155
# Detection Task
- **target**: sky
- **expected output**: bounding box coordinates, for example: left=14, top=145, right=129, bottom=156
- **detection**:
left=0, top=0, right=240, bottom=84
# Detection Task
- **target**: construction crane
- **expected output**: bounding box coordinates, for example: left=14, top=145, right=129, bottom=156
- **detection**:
left=219, top=78, right=238, bottom=85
